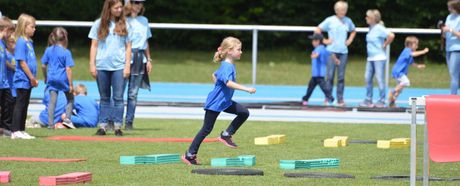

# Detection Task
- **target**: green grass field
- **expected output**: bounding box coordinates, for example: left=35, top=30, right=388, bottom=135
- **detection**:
left=1, top=119, right=459, bottom=185
left=33, top=46, right=450, bottom=88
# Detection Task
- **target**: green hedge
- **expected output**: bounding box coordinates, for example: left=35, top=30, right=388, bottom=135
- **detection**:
left=0, top=0, right=448, bottom=62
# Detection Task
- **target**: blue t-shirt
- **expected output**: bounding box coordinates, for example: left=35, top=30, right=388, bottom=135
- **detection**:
left=318, top=15, right=355, bottom=54
left=366, top=24, right=390, bottom=59
left=392, top=48, right=414, bottom=78
left=88, top=19, right=133, bottom=71
left=39, top=90, right=67, bottom=126
left=5, top=51, right=16, bottom=97
left=445, top=14, right=460, bottom=52
left=13, top=37, right=37, bottom=89
left=0, top=40, right=8, bottom=89
left=204, top=61, right=236, bottom=112
left=311, top=45, right=328, bottom=77
left=41, top=45, right=75, bottom=92
left=74, top=95, right=99, bottom=127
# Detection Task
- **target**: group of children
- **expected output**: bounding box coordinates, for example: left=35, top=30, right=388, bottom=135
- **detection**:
left=0, top=13, right=100, bottom=139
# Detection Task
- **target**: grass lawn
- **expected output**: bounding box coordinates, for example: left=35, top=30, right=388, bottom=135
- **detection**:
left=33, top=46, right=450, bottom=88
left=1, top=119, right=459, bottom=185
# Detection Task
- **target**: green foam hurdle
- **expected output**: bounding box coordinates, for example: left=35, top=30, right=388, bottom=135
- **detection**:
left=280, top=158, right=339, bottom=169
left=211, top=155, right=256, bottom=167
left=120, top=154, right=180, bottom=165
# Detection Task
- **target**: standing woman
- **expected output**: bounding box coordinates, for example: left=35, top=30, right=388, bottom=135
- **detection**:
left=124, top=0, right=152, bottom=130
left=89, top=0, right=132, bottom=136
left=315, top=1, right=356, bottom=106
left=359, top=9, right=394, bottom=107
left=443, top=0, right=460, bottom=94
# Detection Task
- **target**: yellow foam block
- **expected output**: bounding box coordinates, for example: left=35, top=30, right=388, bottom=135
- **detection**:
left=332, top=136, right=349, bottom=146
left=324, top=138, right=341, bottom=147
left=377, top=140, right=391, bottom=148
left=267, top=135, right=286, bottom=144
left=377, top=140, right=409, bottom=149
left=254, top=137, right=277, bottom=145
left=391, top=138, right=410, bottom=145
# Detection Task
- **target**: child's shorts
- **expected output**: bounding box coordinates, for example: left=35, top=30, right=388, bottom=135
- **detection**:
left=397, top=75, right=410, bottom=87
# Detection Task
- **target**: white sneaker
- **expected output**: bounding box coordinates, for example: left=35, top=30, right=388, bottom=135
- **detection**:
left=11, top=131, right=28, bottom=139
left=20, top=131, right=36, bottom=139
left=62, top=119, right=76, bottom=129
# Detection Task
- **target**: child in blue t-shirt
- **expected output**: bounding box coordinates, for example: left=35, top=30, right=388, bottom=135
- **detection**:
left=182, top=37, right=256, bottom=165
left=65, top=84, right=99, bottom=128
left=389, top=36, right=429, bottom=107
left=0, top=16, right=15, bottom=134
left=11, top=14, right=38, bottom=139
left=302, top=33, right=334, bottom=106
left=41, top=27, right=75, bottom=129
left=6, top=35, right=16, bottom=98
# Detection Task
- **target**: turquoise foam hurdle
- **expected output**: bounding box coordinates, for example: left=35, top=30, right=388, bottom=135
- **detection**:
left=120, top=154, right=180, bottom=165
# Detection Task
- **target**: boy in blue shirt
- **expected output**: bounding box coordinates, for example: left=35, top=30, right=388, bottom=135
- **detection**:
left=389, top=36, right=429, bottom=107
left=302, top=33, right=334, bottom=106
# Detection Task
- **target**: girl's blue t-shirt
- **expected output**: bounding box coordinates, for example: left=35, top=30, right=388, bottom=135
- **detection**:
left=127, top=16, right=152, bottom=64
left=0, top=40, right=9, bottom=89
left=41, top=45, right=75, bottom=92
left=204, top=61, right=236, bottom=112
left=13, top=37, right=37, bottom=89
left=391, top=47, right=414, bottom=78
left=88, top=19, right=133, bottom=71
left=311, top=44, right=328, bottom=77
left=6, top=51, right=16, bottom=97
left=74, top=95, right=99, bottom=127
left=366, top=24, right=390, bottom=59
left=318, top=15, right=355, bottom=54
left=445, top=14, right=460, bottom=52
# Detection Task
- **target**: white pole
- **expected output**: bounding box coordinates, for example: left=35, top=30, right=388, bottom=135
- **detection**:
left=252, top=29, right=258, bottom=85
left=385, top=45, right=390, bottom=100
left=410, top=98, right=417, bottom=186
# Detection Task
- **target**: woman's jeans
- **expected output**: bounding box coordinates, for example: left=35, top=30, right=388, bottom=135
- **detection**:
left=364, top=60, right=386, bottom=103
left=96, top=69, right=126, bottom=127
left=327, top=53, right=348, bottom=103
left=446, top=51, right=460, bottom=94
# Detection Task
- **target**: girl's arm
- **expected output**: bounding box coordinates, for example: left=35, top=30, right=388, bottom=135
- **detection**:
left=144, top=43, right=152, bottom=74
left=89, top=39, right=98, bottom=79
left=346, top=30, right=357, bottom=46
left=19, top=60, right=38, bottom=87
left=6, top=61, right=15, bottom=71
left=41, top=64, right=47, bottom=83
left=66, top=67, right=73, bottom=93
left=383, top=32, right=395, bottom=48
left=411, top=62, right=426, bottom=69
left=211, top=73, right=217, bottom=83
left=442, top=26, right=460, bottom=38
left=226, top=80, right=256, bottom=94
left=411, top=48, right=429, bottom=57
left=310, top=52, right=319, bottom=59
left=124, top=42, right=132, bottom=78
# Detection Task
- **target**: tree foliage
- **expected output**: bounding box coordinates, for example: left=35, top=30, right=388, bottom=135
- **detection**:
left=0, top=0, right=449, bottom=61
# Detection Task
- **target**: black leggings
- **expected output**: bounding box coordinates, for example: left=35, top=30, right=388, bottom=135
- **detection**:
left=188, top=101, right=250, bottom=155
left=0, top=89, right=14, bottom=131
left=11, top=88, right=31, bottom=132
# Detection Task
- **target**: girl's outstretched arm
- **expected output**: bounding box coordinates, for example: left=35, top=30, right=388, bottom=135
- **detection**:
left=226, top=80, right=256, bottom=94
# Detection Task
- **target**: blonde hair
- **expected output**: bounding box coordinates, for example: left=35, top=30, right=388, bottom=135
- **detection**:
left=213, top=37, right=242, bottom=63
left=366, top=9, right=384, bottom=25
left=405, top=36, right=419, bottom=47
left=75, top=84, right=88, bottom=95
left=334, top=1, right=348, bottom=11
left=0, top=16, right=14, bottom=32
left=124, top=2, right=145, bottom=17
left=48, top=27, right=69, bottom=48
left=6, top=35, right=15, bottom=52
left=14, top=13, right=35, bottom=39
